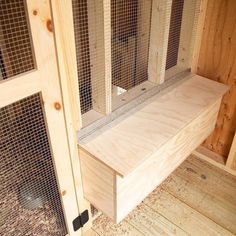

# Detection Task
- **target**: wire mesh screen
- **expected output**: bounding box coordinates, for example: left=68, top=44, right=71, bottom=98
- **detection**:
left=0, top=0, right=34, bottom=80
left=111, top=0, right=152, bottom=94
left=0, top=94, right=67, bottom=236
left=166, top=0, right=184, bottom=70
left=72, top=0, right=92, bottom=114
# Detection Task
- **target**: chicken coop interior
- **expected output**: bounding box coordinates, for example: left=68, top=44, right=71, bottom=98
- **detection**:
left=0, top=0, right=235, bottom=236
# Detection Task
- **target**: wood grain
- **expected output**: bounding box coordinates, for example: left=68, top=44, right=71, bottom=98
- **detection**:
left=91, top=154, right=235, bottom=235
left=79, top=75, right=227, bottom=222
left=161, top=155, right=236, bottom=234
left=197, top=0, right=236, bottom=158
left=226, top=133, right=236, bottom=170
left=80, top=75, right=228, bottom=177
left=148, top=0, right=172, bottom=84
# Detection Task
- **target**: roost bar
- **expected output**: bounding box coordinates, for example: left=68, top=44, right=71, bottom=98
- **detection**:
left=0, top=0, right=235, bottom=235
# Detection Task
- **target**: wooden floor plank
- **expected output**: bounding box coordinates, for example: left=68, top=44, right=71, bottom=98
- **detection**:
left=92, top=214, right=144, bottom=236
left=83, top=229, right=100, bottom=236
left=144, top=188, right=234, bottom=236
left=91, top=154, right=236, bottom=235
left=162, top=155, right=236, bottom=233
left=126, top=203, right=188, bottom=236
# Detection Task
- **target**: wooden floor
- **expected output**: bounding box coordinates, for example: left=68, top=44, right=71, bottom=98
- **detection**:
left=84, top=154, right=236, bottom=236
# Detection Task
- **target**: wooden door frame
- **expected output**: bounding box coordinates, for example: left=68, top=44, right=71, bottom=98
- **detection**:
left=0, top=0, right=90, bottom=235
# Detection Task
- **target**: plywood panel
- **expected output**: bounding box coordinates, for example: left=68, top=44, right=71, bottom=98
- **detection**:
left=116, top=98, right=221, bottom=222
left=79, top=148, right=116, bottom=220
left=80, top=75, right=228, bottom=177
left=197, top=0, right=236, bottom=158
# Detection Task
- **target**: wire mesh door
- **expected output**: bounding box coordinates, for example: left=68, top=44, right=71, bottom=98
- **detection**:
left=0, top=0, right=82, bottom=235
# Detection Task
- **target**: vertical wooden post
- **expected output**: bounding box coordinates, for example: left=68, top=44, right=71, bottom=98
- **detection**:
left=148, top=0, right=172, bottom=84
left=50, top=0, right=92, bottom=232
left=26, top=0, right=83, bottom=234
left=178, top=0, right=205, bottom=70
left=87, top=0, right=112, bottom=115
left=226, top=133, right=236, bottom=170
left=135, top=0, right=152, bottom=85
left=191, top=0, right=208, bottom=73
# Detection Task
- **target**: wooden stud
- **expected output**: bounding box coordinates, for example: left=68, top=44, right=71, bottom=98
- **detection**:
left=226, top=133, right=236, bottom=170
left=191, top=0, right=208, bottom=73
left=148, top=0, right=172, bottom=84
left=50, top=0, right=92, bottom=233
left=87, top=0, right=112, bottom=115
left=26, top=0, right=82, bottom=234
left=0, top=71, right=40, bottom=108
left=177, top=0, right=202, bottom=69
left=135, top=0, right=152, bottom=85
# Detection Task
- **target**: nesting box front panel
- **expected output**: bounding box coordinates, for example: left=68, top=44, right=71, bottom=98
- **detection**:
left=0, top=94, right=67, bottom=235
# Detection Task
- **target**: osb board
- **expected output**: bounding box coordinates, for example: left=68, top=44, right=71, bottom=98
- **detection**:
left=197, top=0, right=236, bottom=158
left=90, top=154, right=236, bottom=236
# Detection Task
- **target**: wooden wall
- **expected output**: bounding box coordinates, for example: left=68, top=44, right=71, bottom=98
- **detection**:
left=197, top=0, right=236, bottom=160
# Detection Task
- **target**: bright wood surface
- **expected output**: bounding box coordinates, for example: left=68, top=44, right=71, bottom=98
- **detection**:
left=177, top=0, right=201, bottom=69
left=191, top=0, right=208, bottom=73
left=26, top=1, right=82, bottom=234
left=194, top=146, right=236, bottom=176
left=79, top=75, right=228, bottom=177
left=161, top=155, right=236, bottom=234
left=197, top=0, right=236, bottom=158
left=0, top=71, right=40, bottom=108
left=226, top=133, right=236, bottom=170
left=79, top=148, right=116, bottom=220
left=90, top=155, right=236, bottom=236
left=135, top=0, right=152, bottom=85
left=148, top=0, right=172, bottom=84
left=50, top=0, right=92, bottom=231
left=87, top=0, right=111, bottom=115
left=115, top=98, right=221, bottom=222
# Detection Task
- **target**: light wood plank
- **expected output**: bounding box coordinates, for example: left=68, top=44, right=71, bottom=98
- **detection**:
left=50, top=0, right=92, bottom=232
left=226, top=133, right=236, bottom=170
left=162, top=155, right=236, bottom=233
left=26, top=1, right=81, bottom=234
left=135, top=0, right=152, bottom=85
left=79, top=148, right=116, bottom=220
left=115, top=98, right=221, bottom=222
left=197, top=0, right=236, bottom=158
left=148, top=0, right=172, bottom=84
left=126, top=203, right=188, bottom=236
left=80, top=75, right=228, bottom=177
left=0, top=71, right=40, bottom=108
left=191, top=0, right=208, bottom=73
left=144, top=189, right=234, bottom=236
left=193, top=147, right=236, bottom=176
left=87, top=0, right=111, bottom=115
left=177, top=0, right=201, bottom=69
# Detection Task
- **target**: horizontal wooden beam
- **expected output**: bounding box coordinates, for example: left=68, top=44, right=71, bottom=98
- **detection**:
left=0, top=70, right=40, bottom=108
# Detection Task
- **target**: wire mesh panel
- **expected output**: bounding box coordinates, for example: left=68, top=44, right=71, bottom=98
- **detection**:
left=166, top=0, right=184, bottom=70
left=72, top=0, right=92, bottom=114
left=111, top=0, right=152, bottom=94
left=0, top=94, right=67, bottom=236
left=0, top=0, right=34, bottom=80
left=72, top=0, right=110, bottom=115
left=166, top=0, right=200, bottom=71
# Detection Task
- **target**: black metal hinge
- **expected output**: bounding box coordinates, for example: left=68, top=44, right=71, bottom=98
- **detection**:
left=72, top=210, right=89, bottom=232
